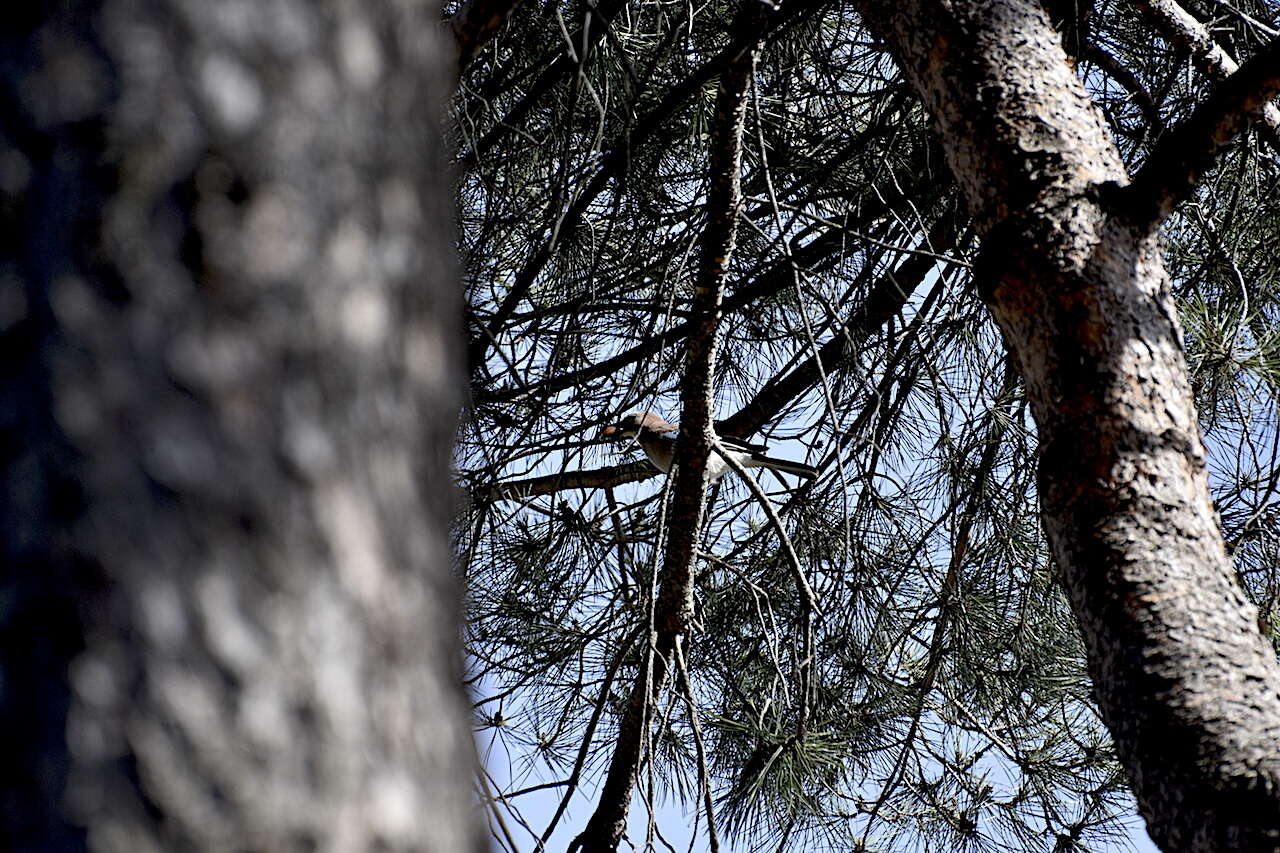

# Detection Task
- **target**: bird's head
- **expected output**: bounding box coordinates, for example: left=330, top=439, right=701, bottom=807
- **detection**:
left=601, top=411, right=672, bottom=440
left=601, top=412, right=645, bottom=440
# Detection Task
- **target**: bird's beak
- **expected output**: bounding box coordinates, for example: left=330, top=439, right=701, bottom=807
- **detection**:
left=601, top=424, right=620, bottom=439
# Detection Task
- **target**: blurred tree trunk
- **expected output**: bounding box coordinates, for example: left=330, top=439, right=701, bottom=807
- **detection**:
left=854, top=0, right=1280, bottom=848
left=0, top=2, right=481, bottom=851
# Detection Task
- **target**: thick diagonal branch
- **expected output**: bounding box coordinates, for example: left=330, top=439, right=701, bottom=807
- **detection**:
left=1124, top=34, right=1280, bottom=226
left=717, top=215, right=958, bottom=438
left=1132, top=0, right=1280, bottom=149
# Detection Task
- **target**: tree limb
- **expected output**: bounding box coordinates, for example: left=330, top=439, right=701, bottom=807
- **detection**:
left=569, top=7, right=762, bottom=848
left=1132, top=0, right=1280, bottom=149
left=1122, top=35, right=1280, bottom=226
left=853, top=0, right=1280, bottom=846
left=476, top=461, right=657, bottom=502
left=1081, top=43, right=1165, bottom=134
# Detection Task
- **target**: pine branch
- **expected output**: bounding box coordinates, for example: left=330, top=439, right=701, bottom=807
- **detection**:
left=569, top=8, right=762, bottom=848
left=1132, top=0, right=1280, bottom=149
left=456, top=0, right=629, bottom=161
left=474, top=167, right=934, bottom=406
left=466, top=0, right=832, bottom=371
left=717, top=216, right=959, bottom=439
left=1122, top=35, right=1280, bottom=226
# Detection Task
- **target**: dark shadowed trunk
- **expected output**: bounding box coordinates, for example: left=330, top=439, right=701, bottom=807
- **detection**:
left=852, top=0, right=1280, bottom=848
left=0, top=2, right=481, bottom=850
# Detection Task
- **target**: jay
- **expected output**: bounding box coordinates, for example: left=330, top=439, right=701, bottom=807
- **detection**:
left=602, top=411, right=819, bottom=482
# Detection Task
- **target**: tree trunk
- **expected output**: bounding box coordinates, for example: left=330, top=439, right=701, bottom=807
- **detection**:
left=0, top=2, right=482, bottom=850
left=852, top=0, right=1280, bottom=848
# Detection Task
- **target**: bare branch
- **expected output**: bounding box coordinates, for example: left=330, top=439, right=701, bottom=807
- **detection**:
left=1081, top=43, right=1165, bottom=134
left=710, top=441, right=818, bottom=611
left=475, top=461, right=657, bottom=503
left=569, top=7, right=763, bottom=847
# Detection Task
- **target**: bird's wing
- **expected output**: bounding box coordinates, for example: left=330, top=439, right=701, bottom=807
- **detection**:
left=639, top=413, right=680, bottom=434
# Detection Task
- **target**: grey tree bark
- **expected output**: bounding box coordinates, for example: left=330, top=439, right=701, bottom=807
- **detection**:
left=0, top=2, right=481, bottom=851
left=851, top=0, right=1280, bottom=848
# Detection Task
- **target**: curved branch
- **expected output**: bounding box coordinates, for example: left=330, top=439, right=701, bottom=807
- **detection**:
left=1081, top=43, right=1164, bottom=134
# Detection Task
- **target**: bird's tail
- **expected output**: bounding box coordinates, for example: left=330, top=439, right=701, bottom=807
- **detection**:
left=753, top=454, right=819, bottom=480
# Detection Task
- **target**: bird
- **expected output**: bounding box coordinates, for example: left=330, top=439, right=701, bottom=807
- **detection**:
left=601, top=411, right=819, bottom=482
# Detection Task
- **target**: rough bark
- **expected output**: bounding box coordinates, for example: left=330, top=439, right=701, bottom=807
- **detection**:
left=0, top=2, right=481, bottom=851
left=852, top=0, right=1280, bottom=849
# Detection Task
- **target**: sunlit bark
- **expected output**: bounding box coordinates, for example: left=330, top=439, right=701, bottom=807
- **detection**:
left=853, top=0, right=1280, bottom=847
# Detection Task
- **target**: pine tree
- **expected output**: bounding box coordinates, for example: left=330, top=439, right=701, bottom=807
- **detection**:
left=457, top=0, right=1280, bottom=849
